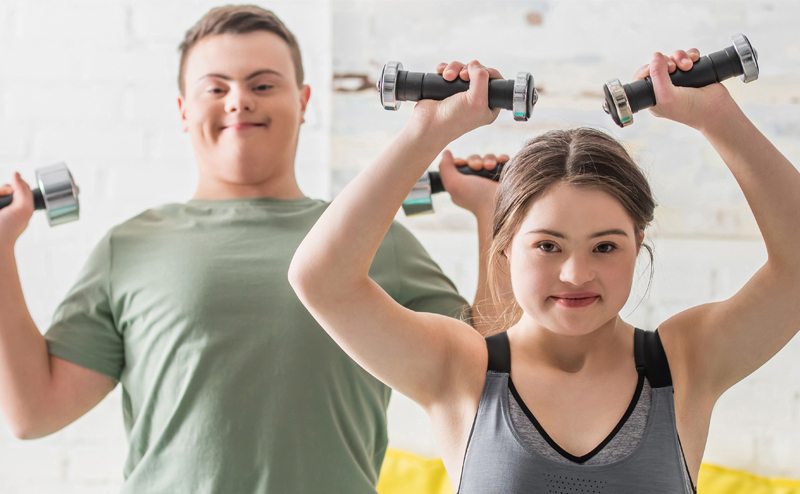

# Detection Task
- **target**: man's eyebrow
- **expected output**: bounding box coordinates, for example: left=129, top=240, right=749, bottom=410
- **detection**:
left=197, top=69, right=283, bottom=82
left=524, top=228, right=629, bottom=239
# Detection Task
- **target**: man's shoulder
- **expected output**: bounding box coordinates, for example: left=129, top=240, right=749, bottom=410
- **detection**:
left=107, top=203, right=186, bottom=236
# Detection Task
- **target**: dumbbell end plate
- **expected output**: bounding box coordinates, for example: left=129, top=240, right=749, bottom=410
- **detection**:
left=379, top=61, right=403, bottom=111
left=513, top=72, right=536, bottom=122
left=36, top=162, right=80, bottom=227
left=731, top=33, right=759, bottom=83
left=603, top=79, right=633, bottom=128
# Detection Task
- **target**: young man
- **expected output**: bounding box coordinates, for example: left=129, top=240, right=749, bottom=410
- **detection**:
left=0, top=5, right=499, bottom=493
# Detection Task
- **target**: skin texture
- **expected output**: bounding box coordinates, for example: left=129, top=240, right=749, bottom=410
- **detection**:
left=290, top=53, right=800, bottom=492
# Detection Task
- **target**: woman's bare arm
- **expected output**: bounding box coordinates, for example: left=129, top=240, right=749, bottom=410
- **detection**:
left=641, top=51, right=800, bottom=400
left=289, top=62, right=498, bottom=408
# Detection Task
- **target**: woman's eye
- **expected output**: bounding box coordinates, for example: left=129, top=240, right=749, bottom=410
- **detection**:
left=595, top=243, right=616, bottom=254
left=537, top=242, right=559, bottom=253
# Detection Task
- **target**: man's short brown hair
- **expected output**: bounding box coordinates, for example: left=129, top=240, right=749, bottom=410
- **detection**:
left=178, top=5, right=304, bottom=94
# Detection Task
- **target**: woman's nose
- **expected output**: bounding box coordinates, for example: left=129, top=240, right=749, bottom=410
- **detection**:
left=559, top=254, right=596, bottom=286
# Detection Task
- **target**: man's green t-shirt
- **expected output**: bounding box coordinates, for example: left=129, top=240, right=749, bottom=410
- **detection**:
left=44, top=197, right=467, bottom=494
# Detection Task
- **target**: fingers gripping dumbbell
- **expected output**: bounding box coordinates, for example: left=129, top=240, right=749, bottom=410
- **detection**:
left=377, top=61, right=538, bottom=121
left=0, top=163, right=80, bottom=226
left=403, top=162, right=506, bottom=216
left=603, top=33, right=759, bottom=128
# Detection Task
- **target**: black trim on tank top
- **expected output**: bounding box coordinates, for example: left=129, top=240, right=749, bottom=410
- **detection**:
left=644, top=329, right=673, bottom=388
left=508, top=373, right=645, bottom=464
left=485, top=332, right=511, bottom=373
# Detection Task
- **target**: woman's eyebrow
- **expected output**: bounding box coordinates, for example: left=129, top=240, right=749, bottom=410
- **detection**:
left=590, top=229, right=628, bottom=238
left=524, top=228, right=629, bottom=239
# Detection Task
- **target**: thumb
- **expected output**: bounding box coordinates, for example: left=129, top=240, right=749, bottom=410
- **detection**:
left=438, top=150, right=459, bottom=183
left=9, top=172, right=34, bottom=211
left=649, top=52, right=675, bottom=103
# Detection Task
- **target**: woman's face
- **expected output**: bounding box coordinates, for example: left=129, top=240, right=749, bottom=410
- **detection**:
left=506, top=184, right=640, bottom=336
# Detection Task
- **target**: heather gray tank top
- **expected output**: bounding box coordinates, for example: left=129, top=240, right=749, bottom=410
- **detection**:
left=457, top=329, right=694, bottom=494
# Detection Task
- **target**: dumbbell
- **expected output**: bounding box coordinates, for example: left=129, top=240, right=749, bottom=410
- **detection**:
left=377, top=61, right=538, bottom=121
left=603, top=33, right=759, bottom=128
left=0, top=163, right=80, bottom=226
left=403, top=162, right=506, bottom=216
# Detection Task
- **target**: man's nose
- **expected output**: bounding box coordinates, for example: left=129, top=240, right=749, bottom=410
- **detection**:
left=559, top=254, right=596, bottom=286
left=224, top=87, right=255, bottom=113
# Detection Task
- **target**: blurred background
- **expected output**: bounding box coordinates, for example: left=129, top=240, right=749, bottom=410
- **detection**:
left=0, top=0, right=799, bottom=491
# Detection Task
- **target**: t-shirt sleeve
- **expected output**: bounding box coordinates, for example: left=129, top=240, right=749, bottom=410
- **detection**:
left=45, top=231, right=124, bottom=381
left=377, top=221, right=469, bottom=319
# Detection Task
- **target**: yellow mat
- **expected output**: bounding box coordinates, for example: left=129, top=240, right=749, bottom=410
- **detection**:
left=377, top=449, right=800, bottom=494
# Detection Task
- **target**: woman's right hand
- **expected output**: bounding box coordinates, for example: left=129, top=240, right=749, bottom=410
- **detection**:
left=0, top=173, right=35, bottom=248
left=410, top=60, right=502, bottom=143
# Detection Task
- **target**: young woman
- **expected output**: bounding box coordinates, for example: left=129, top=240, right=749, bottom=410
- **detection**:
left=289, top=51, right=800, bottom=493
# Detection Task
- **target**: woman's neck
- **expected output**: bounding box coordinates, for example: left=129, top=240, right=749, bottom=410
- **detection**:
left=507, top=316, right=634, bottom=374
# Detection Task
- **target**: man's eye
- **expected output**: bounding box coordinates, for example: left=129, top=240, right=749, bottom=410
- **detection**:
left=595, top=243, right=616, bottom=253
left=207, top=88, right=225, bottom=94
left=254, top=84, right=273, bottom=91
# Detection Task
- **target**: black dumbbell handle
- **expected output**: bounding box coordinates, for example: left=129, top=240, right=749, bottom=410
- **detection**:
left=624, top=45, right=745, bottom=113
left=0, top=190, right=46, bottom=211
left=428, top=162, right=506, bottom=193
left=395, top=71, right=516, bottom=111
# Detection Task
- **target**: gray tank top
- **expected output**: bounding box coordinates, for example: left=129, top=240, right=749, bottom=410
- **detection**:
left=457, top=329, right=695, bottom=494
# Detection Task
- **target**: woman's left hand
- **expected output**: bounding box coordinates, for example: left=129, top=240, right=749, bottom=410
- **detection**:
left=632, top=49, right=736, bottom=130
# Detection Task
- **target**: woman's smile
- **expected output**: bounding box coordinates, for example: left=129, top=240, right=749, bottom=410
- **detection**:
left=550, top=293, right=601, bottom=308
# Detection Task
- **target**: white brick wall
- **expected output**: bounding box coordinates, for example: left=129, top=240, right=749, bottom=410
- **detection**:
left=0, top=0, right=331, bottom=491
left=0, top=0, right=798, bottom=491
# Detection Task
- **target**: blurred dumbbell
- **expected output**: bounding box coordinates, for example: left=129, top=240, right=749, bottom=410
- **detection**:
left=603, top=33, right=759, bottom=128
left=403, top=162, right=505, bottom=216
left=0, top=163, right=80, bottom=226
left=377, top=61, right=538, bottom=121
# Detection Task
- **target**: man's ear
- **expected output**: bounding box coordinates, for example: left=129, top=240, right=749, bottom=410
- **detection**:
left=299, top=85, right=311, bottom=124
left=178, top=95, right=189, bottom=133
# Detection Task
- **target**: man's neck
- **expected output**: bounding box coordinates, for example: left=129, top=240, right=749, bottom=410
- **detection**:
left=192, top=174, right=305, bottom=201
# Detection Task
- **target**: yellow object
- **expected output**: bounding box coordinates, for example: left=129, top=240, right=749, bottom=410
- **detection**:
left=698, top=464, right=800, bottom=493
left=377, top=449, right=800, bottom=494
left=377, top=450, right=453, bottom=494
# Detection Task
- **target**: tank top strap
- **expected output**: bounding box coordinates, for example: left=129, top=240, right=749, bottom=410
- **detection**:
left=485, top=332, right=511, bottom=373
left=635, top=328, right=673, bottom=388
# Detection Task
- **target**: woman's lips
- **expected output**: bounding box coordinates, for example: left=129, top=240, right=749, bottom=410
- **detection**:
left=550, top=293, right=600, bottom=308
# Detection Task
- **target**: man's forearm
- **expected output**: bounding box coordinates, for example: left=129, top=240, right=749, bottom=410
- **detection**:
left=0, top=246, right=54, bottom=437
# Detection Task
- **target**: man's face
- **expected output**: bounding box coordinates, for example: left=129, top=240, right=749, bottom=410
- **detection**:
left=179, top=31, right=310, bottom=186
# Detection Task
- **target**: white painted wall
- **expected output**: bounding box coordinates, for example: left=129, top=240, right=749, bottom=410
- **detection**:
left=0, top=0, right=798, bottom=491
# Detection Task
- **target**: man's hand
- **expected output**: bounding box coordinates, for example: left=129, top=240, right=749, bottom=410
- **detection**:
left=632, top=49, right=736, bottom=131
left=439, top=150, right=506, bottom=221
left=0, top=173, right=35, bottom=249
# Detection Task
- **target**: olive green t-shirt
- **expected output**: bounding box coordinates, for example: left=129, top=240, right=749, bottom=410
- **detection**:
left=44, top=197, right=467, bottom=494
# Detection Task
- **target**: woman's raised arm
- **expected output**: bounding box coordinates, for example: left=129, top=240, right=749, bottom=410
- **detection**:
left=289, top=61, right=498, bottom=408
left=643, top=51, right=800, bottom=401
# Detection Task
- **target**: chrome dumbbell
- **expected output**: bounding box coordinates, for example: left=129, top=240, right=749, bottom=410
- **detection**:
left=377, top=61, right=538, bottom=121
left=603, top=33, right=759, bottom=128
left=403, top=162, right=505, bottom=216
left=0, top=163, right=80, bottom=226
